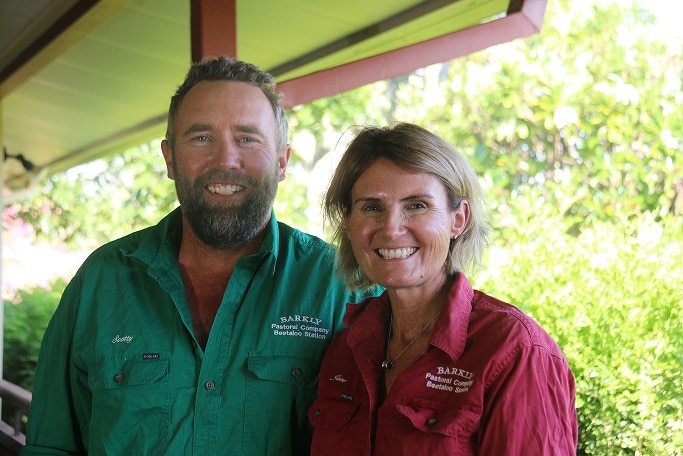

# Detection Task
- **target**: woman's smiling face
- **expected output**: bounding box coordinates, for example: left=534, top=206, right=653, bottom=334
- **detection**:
left=346, top=158, right=467, bottom=291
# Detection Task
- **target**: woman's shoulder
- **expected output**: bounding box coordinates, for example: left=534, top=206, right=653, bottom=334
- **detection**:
left=470, top=290, right=564, bottom=356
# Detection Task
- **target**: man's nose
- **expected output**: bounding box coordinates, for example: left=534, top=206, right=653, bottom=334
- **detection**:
left=214, top=138, right=243, bottom=168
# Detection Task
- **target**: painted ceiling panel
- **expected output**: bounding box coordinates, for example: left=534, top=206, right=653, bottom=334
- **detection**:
left=277, top=0, right=509, bottom=82
left=1, top=0, right=545, bottom=191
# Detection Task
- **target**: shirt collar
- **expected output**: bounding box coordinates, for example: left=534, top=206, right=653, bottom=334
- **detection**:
left=343, top=293, right=391, bottom=348
left=343, top=273, right=475, bottom=362
left=125, top=207, right=279, bottom=275
left=430, top=272, right=475, bottom=362
left=242, top=209, right=279, bottom=276
left=125, top=207, right=182, bottom=269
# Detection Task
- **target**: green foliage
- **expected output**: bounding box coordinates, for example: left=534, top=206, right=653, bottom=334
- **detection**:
left=3, top=278, right=66, bottom=391
left=288, top=83, right=391, bottom=169
left=473, top=190, right=683, bottom=455
left=7, top=141, right=176, bottom=249
left=274, top=170, right=313, bottom=232
left=385, top=0, right=683, bottom=223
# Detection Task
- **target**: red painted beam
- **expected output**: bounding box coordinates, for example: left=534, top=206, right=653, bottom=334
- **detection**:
left=278, top=0, right=546, bottom=108
left=190, top=0, right=237, bottom=62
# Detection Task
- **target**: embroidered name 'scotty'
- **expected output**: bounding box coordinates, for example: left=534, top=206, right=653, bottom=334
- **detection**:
left=112, top=335, right=133, bottom=344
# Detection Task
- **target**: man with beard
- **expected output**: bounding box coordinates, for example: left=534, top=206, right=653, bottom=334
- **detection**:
left=22, top=56, right=377, bottom=456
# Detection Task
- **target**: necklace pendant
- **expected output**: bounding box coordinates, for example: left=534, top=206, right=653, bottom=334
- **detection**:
left=381, top=360, right=394, bottom=371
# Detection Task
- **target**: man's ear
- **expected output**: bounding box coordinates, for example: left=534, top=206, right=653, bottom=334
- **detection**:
left=161, top=139, right=175, bottom=180
left=278, top=144, right=291, bottom=182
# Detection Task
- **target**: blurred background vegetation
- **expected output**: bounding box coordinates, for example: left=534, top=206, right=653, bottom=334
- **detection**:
left=3, top=0, right=682, bottom=453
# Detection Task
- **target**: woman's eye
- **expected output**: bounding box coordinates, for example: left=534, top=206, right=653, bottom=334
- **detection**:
left=408, top=202, right=427, bottom=210
left=361, top=203, right=380, bottom=212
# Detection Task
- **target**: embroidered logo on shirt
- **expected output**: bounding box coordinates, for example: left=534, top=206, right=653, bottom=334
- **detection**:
left=436, top=366, right=474, bottom=379
left=330, top=374, right=348, bottom=383
left=112, top=335, right=133, bottom=344
left=425, top=366, right=475, bottom=393
left=271, top=314, right=330, bottom=340
left=142, top=353, right=160, bottom=360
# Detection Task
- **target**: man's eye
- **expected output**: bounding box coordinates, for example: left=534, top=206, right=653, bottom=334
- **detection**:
left=238, top=137, right=256, bottom=143
left=193, top=135, right=210, bottom=142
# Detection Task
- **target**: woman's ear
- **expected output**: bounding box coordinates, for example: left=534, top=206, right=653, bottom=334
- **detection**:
left=450, top=199, right=470, bottom=238
left=343, top=214, right=351, bottom=240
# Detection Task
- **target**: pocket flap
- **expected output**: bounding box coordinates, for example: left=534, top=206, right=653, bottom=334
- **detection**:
left=248, top=350, right=317, bottom=387
left=309, top=395, right=360, bottom=430
left=396, top=397, right=480, bottom=437
left=89, top=353, right=169, bottom=389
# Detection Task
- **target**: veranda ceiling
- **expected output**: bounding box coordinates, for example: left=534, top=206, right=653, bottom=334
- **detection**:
left=0, top=0, right=546, bottom=191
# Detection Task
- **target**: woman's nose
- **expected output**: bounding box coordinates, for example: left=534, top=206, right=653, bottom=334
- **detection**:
left=380, top=209, right=405, bottom=236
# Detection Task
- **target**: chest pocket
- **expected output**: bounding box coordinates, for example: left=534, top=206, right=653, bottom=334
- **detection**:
left=247, top=350, right=318, bottom=387
left=308, top=391, right=363, bottom=455
left=309, top=394, right=360, bottom=430
left=88, top=353, right=170, bottom=456
left=243, top=350, right=319, bottom=455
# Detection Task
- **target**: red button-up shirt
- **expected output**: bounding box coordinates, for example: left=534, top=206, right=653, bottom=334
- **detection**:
left=309, top=273, right=578, bottom=455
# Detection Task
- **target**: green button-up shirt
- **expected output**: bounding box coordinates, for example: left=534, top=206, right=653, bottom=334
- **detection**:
left=23, top=208, right=375, bottom=455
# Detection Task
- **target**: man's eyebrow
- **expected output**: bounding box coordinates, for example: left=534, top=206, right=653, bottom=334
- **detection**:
left=183, top=123, right=212, bottom=135
left=235, top=124, right=266, bottom=137
left=181, top=122, right=268, bottom=138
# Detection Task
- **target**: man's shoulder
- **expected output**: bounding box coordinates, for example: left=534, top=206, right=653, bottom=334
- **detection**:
left=87, top=226, right=154, bottom=259
left=87, top=210, right=178, bottom=261
left=77, top=220, right=173, bottom=278
left=276, top=222, right=335, bottom=253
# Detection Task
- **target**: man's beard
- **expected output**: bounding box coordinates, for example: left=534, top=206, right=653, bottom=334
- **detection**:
left=175, top=168, right=278, bottom=249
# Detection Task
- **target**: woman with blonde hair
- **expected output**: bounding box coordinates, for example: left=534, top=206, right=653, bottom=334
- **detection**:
left=309, top=122, right=577, bottom=455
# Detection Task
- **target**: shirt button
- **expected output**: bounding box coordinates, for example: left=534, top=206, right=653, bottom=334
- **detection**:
left=113, top=373, right=124, bottom=383
left=427, top=418, right=438, bottom=426
left=291, top=368, right=303, bottom=378
left=204, top=380, right=216, bottom=390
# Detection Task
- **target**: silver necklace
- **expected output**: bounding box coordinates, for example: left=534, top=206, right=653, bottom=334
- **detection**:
left=381, top=313, right=438, bottom=371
